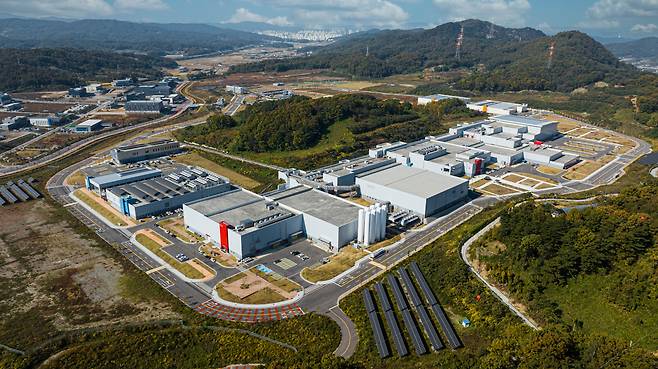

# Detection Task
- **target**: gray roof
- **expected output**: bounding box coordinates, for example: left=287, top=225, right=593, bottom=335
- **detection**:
left=357, top=165, right=468, bottom=199
left=492, top=114, right=555, bottom=128
left=115, top=139, right=177, bottom=152
left=187, top=189, right=289, bottom=228
left=269, top=186, right=360, bottom=226
left=90, top=167, right=161, bottom=187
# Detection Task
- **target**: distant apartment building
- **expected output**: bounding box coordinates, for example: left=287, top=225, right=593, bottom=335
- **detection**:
left=125, top=100, right=163, bottom=114
left=110, top=140, right=181, bottom=164
left=29, top=116, right=61, bottom=127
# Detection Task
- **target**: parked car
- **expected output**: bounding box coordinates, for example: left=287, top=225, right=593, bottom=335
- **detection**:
left=290, top=250, right=300, bottom=256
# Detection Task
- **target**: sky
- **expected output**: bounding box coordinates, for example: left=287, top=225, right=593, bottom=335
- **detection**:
left=2, top=0, right=658, bottom=37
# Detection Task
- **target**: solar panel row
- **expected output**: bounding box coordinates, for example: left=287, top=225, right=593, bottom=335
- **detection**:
left=398, top=267, right=444, bottom=351
left=17, top=179, right=40, bottom=199
left=0, top=185, right=17, bottom=203
left=362, top=289, right=390, bottom=358
left=410, top=262, right=462, bottom=349
left=375, top=283, right=408, bottom=357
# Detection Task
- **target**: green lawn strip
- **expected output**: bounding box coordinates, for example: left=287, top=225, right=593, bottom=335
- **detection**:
left=135, top=233, right=203, bottom=279
left=74, top=190, right=125, bottom=226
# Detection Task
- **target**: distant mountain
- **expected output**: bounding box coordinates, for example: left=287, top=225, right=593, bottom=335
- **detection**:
left=0, top=18, right=278, bottom=56
left=0, top=48, right=175, bottom=92
left=606, top=37, right=658, bottom=59
left=231, top=19, right=638, bottom=92
left=232, top=19, right=545, bottom=77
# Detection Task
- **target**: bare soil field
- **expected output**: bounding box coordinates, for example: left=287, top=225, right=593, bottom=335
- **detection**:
left=0, top=200, right=179, bottom=349
left=22, top=102, right=75, bottom=114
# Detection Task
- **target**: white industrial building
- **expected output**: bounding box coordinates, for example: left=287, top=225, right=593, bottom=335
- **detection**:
left=29, top=116, right=61, bottom=127
left=110, top=140, right=180, bottom=164
left=467, top=100, right=528, bottom=115
left=86, top=167, right=163, bottom=197
left=356, top=165, right=469, bottom=217
left=417, top=94, right=471, bottom=106
left=106, top=168, right=231, bottom=219
left=183, top=185, right=361, bottom=259
left=75, top=119, right=103, bottom=133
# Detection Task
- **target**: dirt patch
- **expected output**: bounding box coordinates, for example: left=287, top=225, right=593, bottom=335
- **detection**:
left=0, top=200, right=179, bottom=347
left=536, top=165, right=563, bottom=175
left=187, top=259, right=215, bottom=279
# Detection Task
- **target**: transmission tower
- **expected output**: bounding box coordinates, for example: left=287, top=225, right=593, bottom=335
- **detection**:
left=455, top=25, right=464, bottom=61
left=547, top=40, right=556, bottom=69
left=486, top=22, right=495, bottom=39
left=366, top=45, right=369, bottom=57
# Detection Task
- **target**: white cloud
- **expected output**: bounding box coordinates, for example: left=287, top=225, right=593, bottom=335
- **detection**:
left=114, top=0, right=168, bottom=11
left=431, top=0, right=531, bottom=27
left=0, top=0, right=114, bottom=18
left=587, top=0, right=658, bottom=19
left=576, top=18, right=620, bottom=29
left=225, top=8, right=292, bottom=27
left=235, top=1, right=409, bottom=29
left=631, top=23, right=658, bottom=32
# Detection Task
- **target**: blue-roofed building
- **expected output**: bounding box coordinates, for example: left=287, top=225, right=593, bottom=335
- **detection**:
left=86, top=167, right=162, bottom=197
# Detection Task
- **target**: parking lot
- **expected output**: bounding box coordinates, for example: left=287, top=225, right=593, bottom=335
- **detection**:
left=242, top=240, right=333, bottom=288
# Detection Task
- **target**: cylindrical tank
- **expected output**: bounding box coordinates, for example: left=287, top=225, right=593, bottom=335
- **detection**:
left=363, top=209, right=371, bottom=245
left=357, top=209, right=365, bottom=243
left=369, top=208, right=376, bottom=244
left=381, top=205, right=388, bottom=239
left=378, top=205, right=385, bottom=240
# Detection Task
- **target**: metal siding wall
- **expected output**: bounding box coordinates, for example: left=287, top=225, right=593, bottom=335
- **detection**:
left=302, top=213, right=341, bottom=250
left=338, top=220, right=358, bottom=249
left=183, top=205, right=220, bottom=243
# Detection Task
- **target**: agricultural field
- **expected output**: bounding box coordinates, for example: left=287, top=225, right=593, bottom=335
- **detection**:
left=22, top=102, right=75, bottom=114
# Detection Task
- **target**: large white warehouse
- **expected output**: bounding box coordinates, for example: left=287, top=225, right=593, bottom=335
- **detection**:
left=356, top=165, right=469, bottom=217
left=183, top=185, right=361, bottom=259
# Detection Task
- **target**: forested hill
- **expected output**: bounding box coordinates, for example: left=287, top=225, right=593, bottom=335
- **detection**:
left=606, top=37, right=658, bottom=59
left=231, top=19, right=638, bottom=92
left=0, top=18, right=277, bottom=56
left=232, top=19, right=544, bottom=77
left=0, top=48, right=176, bottom=92
left=457, top=30, right=637, bottom=92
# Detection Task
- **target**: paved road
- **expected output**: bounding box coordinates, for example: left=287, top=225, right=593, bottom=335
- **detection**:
left=0, top=102, right=192, bottom=178
left=224, top=94, right=246, bottom=116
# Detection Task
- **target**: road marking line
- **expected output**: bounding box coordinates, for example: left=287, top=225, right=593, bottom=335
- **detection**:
left=146, top=265, right=165, bottom=274
left=369, top=261, right=386, bottom=270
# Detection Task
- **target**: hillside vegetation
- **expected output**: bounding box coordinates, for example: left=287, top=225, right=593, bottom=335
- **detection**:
left=174, top=95, right=480, bottom=168
left=607, top=37, right=658, bottom=59
left=0, top=48, right=175, bottom=91
left=231, top=19, right=637, bottom=92
left=475, top=186, right=658, bottom=347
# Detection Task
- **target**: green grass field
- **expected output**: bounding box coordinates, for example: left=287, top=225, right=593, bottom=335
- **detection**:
left=301, top=247, right=368, bottom=283
left=543, top=275, right=658, bottom=350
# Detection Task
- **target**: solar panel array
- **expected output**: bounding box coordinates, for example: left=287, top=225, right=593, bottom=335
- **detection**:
left=410, top=262, right=462, bottom=349
left=375, top=283, right=408, bottom=357
left=0, top=178, right=39, bottom=206
left=385, top=275, right=427, bottom=355
left=363, top=289, right=390, bottom=358
left=398, top=267, right=444, bottom=351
